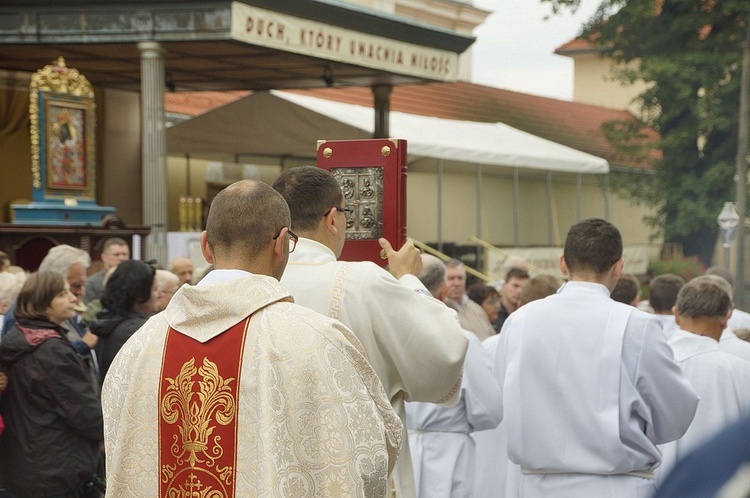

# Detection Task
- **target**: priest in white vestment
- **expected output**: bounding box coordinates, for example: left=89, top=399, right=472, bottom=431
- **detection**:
left=273, top=166, right=469, bottom=498
left=492, top=219, right=698, bottom=498
left=656, top=275, right=750, bottom=485
left=405, top=255, right=503, bottom=498
left=102, top=181, right=403, bottom=497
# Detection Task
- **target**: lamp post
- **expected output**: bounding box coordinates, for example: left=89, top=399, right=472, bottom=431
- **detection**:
left=718, top=202, right=741, bottom=270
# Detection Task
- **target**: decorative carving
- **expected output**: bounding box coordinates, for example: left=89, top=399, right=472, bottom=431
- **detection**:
left=330, top=167, right=383, bottom=240
left=160, top=356, right=236, bottom=495
left=381, top=146, right=390, bottom=157
left=323, top=147, right=333, bottom=159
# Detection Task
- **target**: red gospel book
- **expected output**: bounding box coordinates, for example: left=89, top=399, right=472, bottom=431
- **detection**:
left=317, top=138, right=407, bottom=267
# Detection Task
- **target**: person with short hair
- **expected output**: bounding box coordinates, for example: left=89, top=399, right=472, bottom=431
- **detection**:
left=84, top=237, right=129, bottom=304
left=655, top=275, right=750, bottom=484
left=169, top=257, right=194, bottom=286
left=102, top=179, right=402, bottom=497
left=519, top=274, right=561, bottom=307
left=648, top=274, right=685, bottom=339
left=493, top=267, right=530, bottom=332
left=273, top=166, right=468, bottom=498
left=445, top=259, right=497, bottom=340
left=611, top=273, right=641, bottom=306
left=0, top=271, right=103, bottom=497
left=467, top=283, right=501, bottom=324
left=486, top=218, right=698, bottom=498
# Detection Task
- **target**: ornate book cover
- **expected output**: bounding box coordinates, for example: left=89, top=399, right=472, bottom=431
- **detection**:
left=317, top=139, right=407, bottom=267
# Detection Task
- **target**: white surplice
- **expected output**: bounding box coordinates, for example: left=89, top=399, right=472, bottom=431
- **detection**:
left=656, top=329, right=750, bottom=485
left=719, top=328, right=750, bottom=362
left=102, top=270, right=403, bottom=497
left=280, top=238, right=469, bottom=498
left=653, top=314, right=680, bottom=340
left=406, top=331, right=503, bottom=498
left=492, top=282, right=699, bottom=498
left=727, top=307, right=750, bottom=332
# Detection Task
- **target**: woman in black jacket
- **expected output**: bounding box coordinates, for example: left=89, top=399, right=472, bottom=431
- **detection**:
left=90, top=260, right=158, bottom=382
left=0, top=271, right=103, bottom=497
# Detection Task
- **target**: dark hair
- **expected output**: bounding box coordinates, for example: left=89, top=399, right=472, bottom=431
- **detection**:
left=467, top=284, right=500, bottom=305
left=272, top=166, right=343, bottom=232
left=101, top=237, right=128, bottom=253
left=649, top=274, right=686, bottom=313
left=14, top=271, right=66, bottom=321
left=206, top=180, right=290, bottom=258
left=611, top=273, right=640, bottom=305
left=563, top=218, right=622, bottom=275
left=505, top=267, right=529, bottom=282
left=101, top=260, right=155, bottom=315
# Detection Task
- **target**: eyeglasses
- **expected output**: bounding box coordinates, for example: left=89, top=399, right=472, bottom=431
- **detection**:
left=323, top=206, right=353, bottom=217
left=272, top=226, right=299, bottom=253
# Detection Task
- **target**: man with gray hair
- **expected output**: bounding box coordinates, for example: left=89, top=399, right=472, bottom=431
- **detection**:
left=444, top=259, right=496, bottom=341
left=406, top=254, right=502, bottom=498
left=656, top=275, right=750, bottom=484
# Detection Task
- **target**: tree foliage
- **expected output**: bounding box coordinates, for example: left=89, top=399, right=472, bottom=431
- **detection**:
left=542, top=0, right=749, bottom=264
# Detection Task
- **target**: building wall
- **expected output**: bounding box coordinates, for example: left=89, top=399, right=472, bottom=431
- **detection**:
left=570, top=52, right=652, bottom=113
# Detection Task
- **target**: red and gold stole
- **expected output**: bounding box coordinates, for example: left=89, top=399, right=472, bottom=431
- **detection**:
left=158, top=318, right=250, bottom=497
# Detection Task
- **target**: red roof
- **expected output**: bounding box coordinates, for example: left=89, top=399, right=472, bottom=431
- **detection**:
left=165, top=81, right=659, bottom=170
left=555, top=37, right=594, bottom=54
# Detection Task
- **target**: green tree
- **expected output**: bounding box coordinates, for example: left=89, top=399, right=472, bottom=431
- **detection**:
left=543, top=0, right=749, bottom=264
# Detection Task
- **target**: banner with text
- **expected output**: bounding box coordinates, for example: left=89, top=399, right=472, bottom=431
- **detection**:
left=230, top=2, right=459, bottom=81
left=486, top=245, right=656, bottom=280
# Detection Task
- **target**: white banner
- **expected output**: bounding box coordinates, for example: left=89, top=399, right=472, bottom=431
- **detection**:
left=486, top=245, right=655, bottom=280
left=230, top=2, right=459, bottom=81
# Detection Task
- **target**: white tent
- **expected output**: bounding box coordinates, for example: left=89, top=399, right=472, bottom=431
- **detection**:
left=167, top=90, right=609, bottom=175
left=166, top=90, right=612, bottom=249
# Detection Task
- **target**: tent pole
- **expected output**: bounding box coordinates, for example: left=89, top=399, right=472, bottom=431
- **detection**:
left=438, top=159, right=443, bottom=253
left=576, top=173, right=582, bottom=222
left=476, top=163, right=483, bottom=270
left=372, top=84, right=392, bottom=139
left=513, top=168, right=520, bottom=247
left=547, top=171, right=554, bottom=245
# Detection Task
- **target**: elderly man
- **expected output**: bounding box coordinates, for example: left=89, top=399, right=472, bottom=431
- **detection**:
left=169, top=257, right=194, bottom=286
left=445, top=259, right=496, bottom=341
left=102, top=180, right=401, bottom=497
left=84, top=237, right=129, bottom=304
left=655, top=275, right=750, bottom=485
left=273, top=166, right=468, bottom=498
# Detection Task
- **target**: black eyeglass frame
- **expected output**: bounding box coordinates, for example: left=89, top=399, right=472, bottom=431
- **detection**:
left=272, top=226, right=299, bottom=253
left=323, top=206, right=353, bottom=217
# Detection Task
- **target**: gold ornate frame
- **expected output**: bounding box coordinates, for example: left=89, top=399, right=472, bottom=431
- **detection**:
left=30, top=57, right=96, bottom=201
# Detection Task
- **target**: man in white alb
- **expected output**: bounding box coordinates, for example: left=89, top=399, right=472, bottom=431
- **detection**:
left=273, top=166, right=468, bottom=498
left=490, top=218, right=699, bottom=498
left=656, top=275, right=750, bottom=484
left=102, top=180, right=402, bottom=497
left=705, top=266, right=750, bottom=361
left=406, top=254, right=503, bottom=498
left=648, top=273, right=685, bottom=339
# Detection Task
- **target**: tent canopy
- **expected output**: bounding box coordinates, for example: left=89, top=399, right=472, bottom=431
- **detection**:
left=166, top=90, right=609, bottom=175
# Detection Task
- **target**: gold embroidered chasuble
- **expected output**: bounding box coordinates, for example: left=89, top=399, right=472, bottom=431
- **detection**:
left=102, top=272, right=402, bottom=497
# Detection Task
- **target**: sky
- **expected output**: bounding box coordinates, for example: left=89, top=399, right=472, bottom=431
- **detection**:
left=470, top=0, right=602, bottom=101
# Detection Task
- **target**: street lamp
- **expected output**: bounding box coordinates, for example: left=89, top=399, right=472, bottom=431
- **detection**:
left=718, top=201, right=741, bottom=269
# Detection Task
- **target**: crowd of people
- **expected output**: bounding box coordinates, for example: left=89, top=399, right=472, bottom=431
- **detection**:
left=0, top=170, right=749, bottom=497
